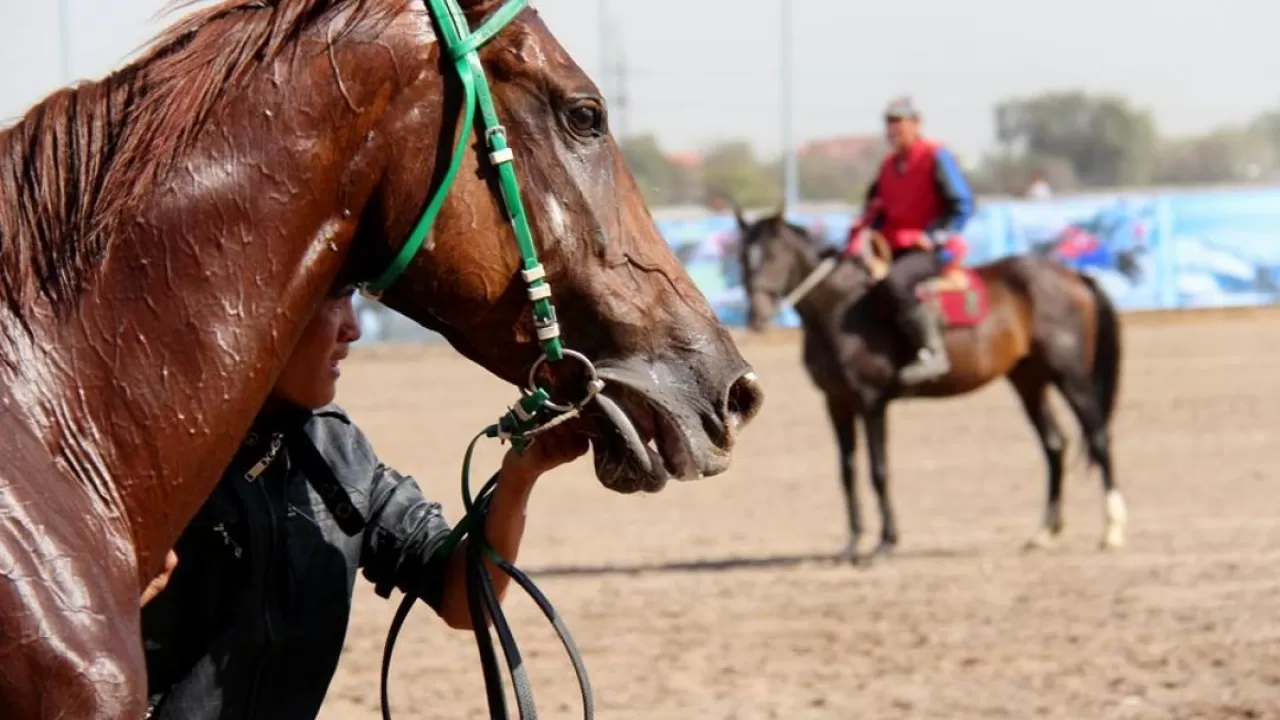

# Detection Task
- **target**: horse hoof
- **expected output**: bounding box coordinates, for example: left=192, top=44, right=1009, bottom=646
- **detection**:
left=836, top=548, right=859, bottom=566
left=1100, top=534, right=1125, bottom=551
left=873, top=541, right=896, bottom=559
left=1023, top=530, right=1057, bottom=551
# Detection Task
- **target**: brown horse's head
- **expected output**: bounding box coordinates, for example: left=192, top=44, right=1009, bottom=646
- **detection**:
left=0, top=0, right=763, bottom=517
left=345, top=1, right=762, bottom=492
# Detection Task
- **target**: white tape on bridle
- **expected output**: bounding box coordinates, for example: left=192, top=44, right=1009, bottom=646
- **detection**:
left=783, top=256, right=838, bottom=307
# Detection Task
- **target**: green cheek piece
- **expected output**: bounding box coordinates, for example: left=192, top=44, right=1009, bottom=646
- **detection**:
left=369, top=1, right=600, bottom=719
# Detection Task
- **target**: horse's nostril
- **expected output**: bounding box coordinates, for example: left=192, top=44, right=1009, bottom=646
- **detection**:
left=725, top=370, right=765, bottom=431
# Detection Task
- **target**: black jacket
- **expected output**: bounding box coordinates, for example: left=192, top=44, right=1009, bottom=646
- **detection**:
left=141, top=404, right=454, bottom=720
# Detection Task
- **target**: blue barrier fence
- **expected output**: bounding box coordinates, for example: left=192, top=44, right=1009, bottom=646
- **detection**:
left=354, top=185, right=1280, bottom=342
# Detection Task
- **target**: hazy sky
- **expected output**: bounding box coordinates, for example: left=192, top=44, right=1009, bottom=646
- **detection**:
left=2, top=0, right=1278, bottom=163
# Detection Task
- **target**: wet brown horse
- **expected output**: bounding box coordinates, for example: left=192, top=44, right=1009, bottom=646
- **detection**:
left=0, top=1, right=763, bottom=716
left=736, top=207, right=1124, bottom=563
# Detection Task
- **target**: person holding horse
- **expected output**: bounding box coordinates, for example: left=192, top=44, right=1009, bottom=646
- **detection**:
left=138, top=286, right=587, bottom=720
left=843, top=96, right=976, bottom=384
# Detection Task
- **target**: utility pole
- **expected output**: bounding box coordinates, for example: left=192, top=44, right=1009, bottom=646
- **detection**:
left=597, top=0, right=611, bottom=101
left=598, top=0, right=629, bottom=138
left=613, top=45, right=628, bottom=138
left=780, top=0, right=799, bottom=208
left=58, top=0, right=73, bottom=84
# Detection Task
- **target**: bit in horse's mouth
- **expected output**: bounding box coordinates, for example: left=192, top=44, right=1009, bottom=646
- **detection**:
left=594, top=390, right=695, bottom=485
left=587, top=370, right=713, bottom=494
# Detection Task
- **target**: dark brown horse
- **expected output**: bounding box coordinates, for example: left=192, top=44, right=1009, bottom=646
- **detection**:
left=735, top=207, right=1124, bottom=563
left=0, top=1, right=764, bottom=716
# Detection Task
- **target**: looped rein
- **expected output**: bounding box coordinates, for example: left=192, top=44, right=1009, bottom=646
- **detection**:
left=862, top=230, right=893, bottom=281
left=364, top=0, right=597, bottom=718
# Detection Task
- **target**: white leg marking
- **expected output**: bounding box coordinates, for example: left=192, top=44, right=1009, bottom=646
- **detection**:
left=1102, top=489, right=1127, bottom=549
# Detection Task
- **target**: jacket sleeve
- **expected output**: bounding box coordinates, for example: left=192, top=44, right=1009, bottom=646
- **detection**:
left=929, top=146, right=975, bottom=234
left=360, top=462, right=455, bottom=610
left=305, top=406, right=456, bottom=610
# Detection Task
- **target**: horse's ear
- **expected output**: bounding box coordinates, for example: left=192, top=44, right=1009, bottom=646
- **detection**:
left=732, top=203, right=749, bottom=234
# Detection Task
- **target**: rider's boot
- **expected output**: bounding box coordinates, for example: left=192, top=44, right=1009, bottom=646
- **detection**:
left=897, top=302, right=950, bottom=385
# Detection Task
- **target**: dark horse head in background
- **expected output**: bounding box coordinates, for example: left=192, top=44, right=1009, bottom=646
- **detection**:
left=0, top=1, right=762, bottom=715
left=734, top=204, right=1124, bottom=565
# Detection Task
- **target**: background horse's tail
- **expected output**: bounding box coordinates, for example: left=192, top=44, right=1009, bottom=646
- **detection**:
left=1078, top=272, right=1121, bottom=428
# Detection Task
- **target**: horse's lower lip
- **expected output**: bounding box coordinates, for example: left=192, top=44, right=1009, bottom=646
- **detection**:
left=589, top=386, right=700, bottom=493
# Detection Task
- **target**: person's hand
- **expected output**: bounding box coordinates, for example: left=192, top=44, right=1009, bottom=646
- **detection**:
left=842, top=226, right=866, bottom=259
left=141, top=550, right=179, bottom=607
left=500, top=424, right=590, bottom=484
left=931, top=231, right=966, bottom=266
left=925, top=228, right=954, bottom=249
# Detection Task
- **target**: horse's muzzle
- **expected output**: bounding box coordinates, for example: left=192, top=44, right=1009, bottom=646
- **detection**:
left=585, top=355, right=763, bottom=494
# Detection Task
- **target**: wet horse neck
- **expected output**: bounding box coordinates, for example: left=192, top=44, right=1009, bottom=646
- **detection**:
left=0, top=27, right=425, bottom=577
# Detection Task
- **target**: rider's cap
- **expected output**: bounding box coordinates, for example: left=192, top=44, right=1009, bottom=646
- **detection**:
left=884, top=96, right=920, bottom=120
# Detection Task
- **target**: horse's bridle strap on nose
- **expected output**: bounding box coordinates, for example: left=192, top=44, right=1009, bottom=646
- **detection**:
left=783, top=256, right=839, bottom=307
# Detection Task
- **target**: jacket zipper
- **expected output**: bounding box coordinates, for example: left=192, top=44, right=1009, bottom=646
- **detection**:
left=244, top=432, right=286, bottom=718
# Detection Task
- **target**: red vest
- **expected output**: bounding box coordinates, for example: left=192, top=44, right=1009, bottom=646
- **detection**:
left=873, top=139, right=943, bottom=251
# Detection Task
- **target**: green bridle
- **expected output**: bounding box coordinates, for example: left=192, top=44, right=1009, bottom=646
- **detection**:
left=368, top=1, right=597, bottom=719
left=362, top=0, right=564, bottom=365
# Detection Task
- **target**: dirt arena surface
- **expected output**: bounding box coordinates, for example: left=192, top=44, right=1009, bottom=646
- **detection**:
left=317, top=310, right=1280, bottom=720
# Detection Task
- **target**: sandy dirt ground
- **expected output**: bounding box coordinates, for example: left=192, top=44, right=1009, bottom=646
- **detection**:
left=316, top=310, right=1280, bottom=720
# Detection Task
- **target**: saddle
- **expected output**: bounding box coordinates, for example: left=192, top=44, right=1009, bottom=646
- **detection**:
left=923, top=267, right=973, bottom=294
left=853, top=229, right=987, bottom=328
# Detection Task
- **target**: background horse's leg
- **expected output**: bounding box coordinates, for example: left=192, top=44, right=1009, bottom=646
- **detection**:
left=864, top=401, right=897, bottom=559
left=1047, top=275, right=1126, bottom=550
left=1052, top=370, right=1125, bottom=549
left=1008, top=362, right=1068, bottom=549
left=824, top=395, right=861, bottom=563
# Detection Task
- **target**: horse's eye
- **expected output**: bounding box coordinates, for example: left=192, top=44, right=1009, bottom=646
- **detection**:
left=565, top=101, right=606, bottom=137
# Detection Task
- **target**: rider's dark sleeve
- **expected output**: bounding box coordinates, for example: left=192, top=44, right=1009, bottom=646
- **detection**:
left=929, top=146, right=974, bottom=234
left=360, top=462, right=454, bottom=611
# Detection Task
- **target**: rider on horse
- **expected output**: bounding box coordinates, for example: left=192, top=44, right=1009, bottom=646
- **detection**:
left=844, top=96, right=975, bottom=385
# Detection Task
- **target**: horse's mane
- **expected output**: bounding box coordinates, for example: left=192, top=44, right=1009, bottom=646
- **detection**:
left=742, top=210, right=824, bottom=249
left=0, top=0, right=402, bottom=323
